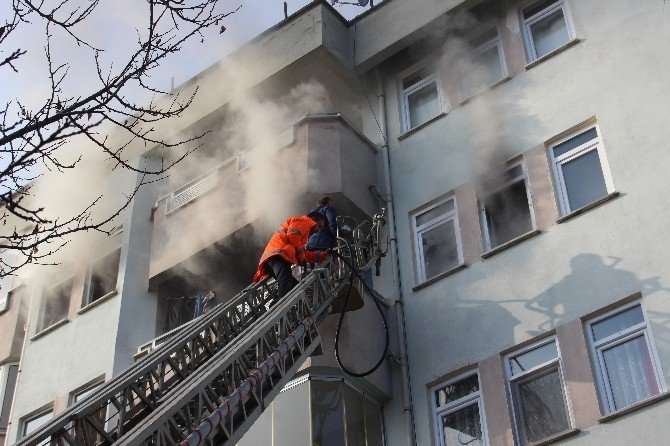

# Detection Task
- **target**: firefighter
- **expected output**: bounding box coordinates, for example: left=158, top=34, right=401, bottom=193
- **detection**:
left=254, top=211, right=330, bottom=298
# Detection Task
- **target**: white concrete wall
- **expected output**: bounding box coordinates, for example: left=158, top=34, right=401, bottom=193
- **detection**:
left=374, top=0, right=670, bottom=445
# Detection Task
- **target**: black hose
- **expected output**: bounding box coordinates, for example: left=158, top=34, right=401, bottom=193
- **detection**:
left=331, top=238, right=390, bottom=377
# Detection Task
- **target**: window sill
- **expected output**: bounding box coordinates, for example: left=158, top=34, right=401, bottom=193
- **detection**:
left=599, top=391, right=670, bottom=423
left=76, top=290, right=119, bottom=315
left=557, top=192, right=620, bottom=224
left=412, top=263, right=467, bottom=292
left=30, top=319, right=69, bottom=341
left=398, top=112, right=447, bottom=141
left=528, top=428, right=580, bottom=446
left=481, top=229, right=542, bottom=259
left=459, top=76, right=512, bottom=106
left=525, top=38, right=582, bottom=71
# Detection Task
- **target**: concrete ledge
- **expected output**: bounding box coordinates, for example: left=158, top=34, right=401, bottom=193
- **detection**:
left=30, top=319, right=69, bottom=341
left=412, top=263, right=467, bottom=292
left=481, top=229, right=542, bottom=259
left=76, top=290, right=119, bottom=315
left=557, top=192, right=620, bottom=224
left=459, top=76, right=512, bottom=106
left=525, top=38, right=582, bottom=71
left=528, top=428, right=580, bottom=446
left=398, top=112, right=447, bottom=141
left=599, top=392, right=670, bottom=423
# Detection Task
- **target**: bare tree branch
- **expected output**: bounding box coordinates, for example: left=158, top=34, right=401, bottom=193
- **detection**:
left=0, top=0, right=243, bottom=280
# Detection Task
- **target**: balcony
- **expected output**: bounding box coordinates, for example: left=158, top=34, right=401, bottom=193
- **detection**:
left=148, top=113, right=379, bottom=313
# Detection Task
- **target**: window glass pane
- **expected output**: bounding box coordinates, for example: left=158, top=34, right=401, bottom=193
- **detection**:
left=23, top=411, right=52, bottom=436
left=517, top=369, right=570, bottom=444
left=421, top=219, right=459, bottom=279
left=363, top=399, right=383, bottom=446
left=0, top=365, right=18, bottom=429
left=343, top=386, right=366, bottom=446
left=416, top=200, right=455, bottom=228
left=407, top=82, right=440, bottom=129
left=482, top=180, right=533, bottom=249
left=591, top=306, right=645, bottom=342
left=523, top=0, right=560, bottom=19
left=40, top=278, right=72, bottom=330
left=530, top=9, right=570, bottom=58
left=602, top=336, right=660, bottom=410
left=437, top=374, right=480, bottom=407
left=462, top=44, right=503, bottom=98
left=442, top=402, right=484, bottom=446
left=402, top=66, right=435, bottom=90
left=510, top=342, right=558, bottom=376
left=561, top=149, right=608, bottom=211
left=89, top=249, right=121, bottom=303
left=311, top=381, right=344, bottom=446
left=552, top=128, right=598, bottom=158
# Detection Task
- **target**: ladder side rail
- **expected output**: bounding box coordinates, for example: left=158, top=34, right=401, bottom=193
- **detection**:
left=114, top=261, right=344, bottom=445
left=14, top=280, right=273, bottom=446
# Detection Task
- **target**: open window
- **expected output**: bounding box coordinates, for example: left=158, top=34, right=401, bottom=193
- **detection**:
left=460, top=28, right=507, bottom=100
left=400, top=64, right=443, bottom=132
left=550, top=126, right=614, bottom=215
left=587, top=303, right=666, bottom=413
left=432, top=372, right=488, bottom=446
left=521, top=0, right=576, bottom=61
left=37, top=277, right=72, bottom=333
left=84, top=248, right=121, bottom=307
left=412, top=197, right=463, bottom=283
left=506, top=338, right=572, bottom=445
left=479, top=164, right=535, bottom=251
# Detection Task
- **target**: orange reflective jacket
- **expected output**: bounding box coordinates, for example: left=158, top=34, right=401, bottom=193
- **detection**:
left=253, top=216, right=327, bottom=282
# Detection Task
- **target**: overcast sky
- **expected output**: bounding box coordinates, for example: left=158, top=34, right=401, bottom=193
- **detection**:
left=0, top=0, right=385, bottom=112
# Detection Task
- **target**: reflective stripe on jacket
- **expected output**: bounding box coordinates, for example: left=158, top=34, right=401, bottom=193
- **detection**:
left=253, top=216, right=327, bottom=282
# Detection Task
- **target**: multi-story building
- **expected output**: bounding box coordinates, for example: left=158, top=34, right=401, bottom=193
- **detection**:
left=2, top=0, right=670, bottom=445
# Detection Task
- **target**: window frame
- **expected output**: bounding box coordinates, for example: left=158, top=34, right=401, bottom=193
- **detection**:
left=549, top=125, right=614, bottom=216
left=83, top=247, right=121, bottom=307
left=460, top=27, right=508, bottom=100
left=431, top=371, right=489, bottom=446
left=36, top=275, right=73, bottom=333
left=412, top=196, right=464, bottom=284
left=504, top=337, right=573, bottom=446
left=521, top=0, right=576, bottom=62
left=586, top=302, right=666, bottom=414
left=20, top=408, right=53, bottom=439
left=479, top=162, right=536, bottom=252
left=399, top=63, right=445, bottom=133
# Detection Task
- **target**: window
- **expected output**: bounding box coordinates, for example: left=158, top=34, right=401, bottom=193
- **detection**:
left=0, top=363, right=19, bottom=432
left=21, top=410, right=52, bottom=438
left=412, top=198, right=463, bottom=283
left=84, top=248, right=121, bottom=306
left=460, top=28, right=507, bottom=99
left=400, top=64, right=443, bottom=132
left=550, top=126, right=614, bottom=215
left=522, top=0, right=575, bottom=61
left=37, top=277, right=72, bottom=332
left=587, top=303, right=666, bottom=413
left=506, top=339, right=572, bottom=445
left=69, top=382, right=106, bottom=441
left=432, top=372, right=488, bottom=446
left=479, top=164, right=535, bottom=251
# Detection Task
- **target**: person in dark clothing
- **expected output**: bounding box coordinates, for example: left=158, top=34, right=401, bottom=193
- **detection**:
left=306, top=197, right=338, bottom=251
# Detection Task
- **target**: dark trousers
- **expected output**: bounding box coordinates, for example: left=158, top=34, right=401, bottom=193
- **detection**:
left=265, top=256, right=298, bottom=299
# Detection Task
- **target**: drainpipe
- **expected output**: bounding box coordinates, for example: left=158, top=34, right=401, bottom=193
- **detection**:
left=374, top=68, right=416, bottom=446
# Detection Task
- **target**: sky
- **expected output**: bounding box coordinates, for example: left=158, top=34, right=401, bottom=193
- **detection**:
left=0, top=0, right=386, bottom=112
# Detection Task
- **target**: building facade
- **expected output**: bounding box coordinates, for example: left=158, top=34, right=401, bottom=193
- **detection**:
left=2, top=0, right=670, bottom=445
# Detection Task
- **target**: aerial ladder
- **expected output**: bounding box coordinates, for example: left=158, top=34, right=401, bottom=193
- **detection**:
left=15, top=211, right=389, bottom=446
